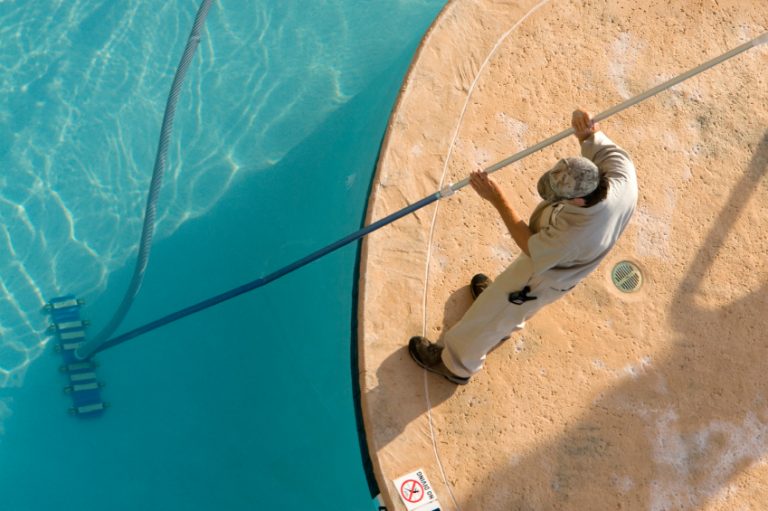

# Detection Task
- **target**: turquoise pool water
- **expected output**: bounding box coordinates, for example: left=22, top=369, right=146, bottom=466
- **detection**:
left=0, top=1, right=444, bottom=509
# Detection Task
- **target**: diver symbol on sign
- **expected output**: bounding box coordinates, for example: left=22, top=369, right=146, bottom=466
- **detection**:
left=400, top=479, right=424, bottom=503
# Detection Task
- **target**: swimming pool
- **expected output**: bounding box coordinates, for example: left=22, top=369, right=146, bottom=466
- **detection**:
left=0, top=1, right=444, bottom=509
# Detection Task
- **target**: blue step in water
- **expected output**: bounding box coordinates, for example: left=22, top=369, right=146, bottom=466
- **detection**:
left=47, top=296, right=106, bottom=417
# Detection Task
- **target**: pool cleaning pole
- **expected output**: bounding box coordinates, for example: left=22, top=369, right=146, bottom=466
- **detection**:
left=449, top=31, right=768, bottom=192
left=80, top=31, right=767, bottom=359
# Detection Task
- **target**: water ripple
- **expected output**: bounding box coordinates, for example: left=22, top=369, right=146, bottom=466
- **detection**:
left=0, top=0, right=445, bottom=394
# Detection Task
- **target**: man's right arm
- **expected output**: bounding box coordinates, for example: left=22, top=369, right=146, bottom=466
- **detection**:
left=572, top=109, right=636, bottom=182
left=580, top=132, right=636, bottom=182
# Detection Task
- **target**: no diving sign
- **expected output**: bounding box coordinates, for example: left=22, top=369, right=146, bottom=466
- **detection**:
left=392, top=468, right=439, bottom=511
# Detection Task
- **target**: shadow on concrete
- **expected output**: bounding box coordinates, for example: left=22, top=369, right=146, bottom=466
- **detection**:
left=457, top=131, right=768, bottom=510
left=367, top=346, right=458, bottom=451
left=440, top=284, right=474, bottom=335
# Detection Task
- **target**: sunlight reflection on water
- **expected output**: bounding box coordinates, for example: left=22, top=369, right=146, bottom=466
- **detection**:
left=0, top=0, right=442, bottom=387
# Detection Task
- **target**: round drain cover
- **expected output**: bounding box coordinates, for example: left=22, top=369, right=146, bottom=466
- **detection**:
left=611, top=261, right=643, bottom=293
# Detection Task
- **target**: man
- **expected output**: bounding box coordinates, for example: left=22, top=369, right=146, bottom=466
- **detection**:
left=409, top=109, right=638, bottom=384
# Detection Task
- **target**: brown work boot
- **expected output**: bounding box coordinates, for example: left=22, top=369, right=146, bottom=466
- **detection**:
left=408, top=336, right=470, bottom=385
left=470, top=273, right=491, bottom=300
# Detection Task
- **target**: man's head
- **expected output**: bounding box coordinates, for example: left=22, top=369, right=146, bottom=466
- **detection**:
left=537, top=157, right=599, bottom=202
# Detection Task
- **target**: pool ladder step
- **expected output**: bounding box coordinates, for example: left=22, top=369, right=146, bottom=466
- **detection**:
left=46, top=295, right=108, bottom=417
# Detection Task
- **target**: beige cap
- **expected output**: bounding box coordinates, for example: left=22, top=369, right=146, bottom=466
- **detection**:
left=537, top=157, right=599, bottom=201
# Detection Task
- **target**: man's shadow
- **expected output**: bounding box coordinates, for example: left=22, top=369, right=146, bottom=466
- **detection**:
left=438, top=285, right=476, bottom=339
left=446, top=130, right=768, bottom=510
left=365, top=345, right=459, bottom=450
left=363, top=283, right=476, bottom=454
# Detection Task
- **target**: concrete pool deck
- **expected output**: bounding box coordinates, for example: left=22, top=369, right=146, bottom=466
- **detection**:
left=358, top=1, right=768, bottom=509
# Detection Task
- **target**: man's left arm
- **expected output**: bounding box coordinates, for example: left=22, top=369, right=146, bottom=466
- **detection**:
left=469, top=171, right=532, bottom=256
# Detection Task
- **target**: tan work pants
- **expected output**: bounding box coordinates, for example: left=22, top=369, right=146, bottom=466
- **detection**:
left=441, top=255, right=573, bottom=378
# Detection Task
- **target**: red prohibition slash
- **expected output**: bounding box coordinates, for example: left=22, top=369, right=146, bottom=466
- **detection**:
left=400, top=479, right=424, bottom=503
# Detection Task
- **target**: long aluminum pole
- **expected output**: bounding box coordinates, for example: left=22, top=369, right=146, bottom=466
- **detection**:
left=87, top=31, right=767, bottom=357
left=448, top=31, right=768, bottom=192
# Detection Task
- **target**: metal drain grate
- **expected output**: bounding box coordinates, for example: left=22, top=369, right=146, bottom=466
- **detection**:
left=611, top=261, right=643, bottom=293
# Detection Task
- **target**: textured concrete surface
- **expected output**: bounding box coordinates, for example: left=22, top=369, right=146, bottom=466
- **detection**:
left=358, top=1, right=768, bottom=510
